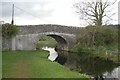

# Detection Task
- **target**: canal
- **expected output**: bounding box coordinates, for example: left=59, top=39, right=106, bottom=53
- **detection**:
left=42, top=46, right=120, bottom=79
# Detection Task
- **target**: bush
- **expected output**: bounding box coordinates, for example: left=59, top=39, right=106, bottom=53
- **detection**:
left=2, top=23, right=19, bottom=38
left=76, top=26, right=118, bottom=47
left=94, top=26, right=118, bottom=46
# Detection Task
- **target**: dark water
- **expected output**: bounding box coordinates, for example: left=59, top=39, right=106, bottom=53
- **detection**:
left=55, top=50, right=120, bottom=79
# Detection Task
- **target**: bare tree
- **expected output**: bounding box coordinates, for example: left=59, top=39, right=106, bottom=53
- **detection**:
left=74, top=0, right=116, bottom=26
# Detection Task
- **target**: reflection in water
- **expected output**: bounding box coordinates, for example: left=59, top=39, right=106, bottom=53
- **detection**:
left=42, top=47, right=120, bottom=79
left=103, top=66, right=120, bottom=79
left=55, top=50, right=67, bottom=65
left=42, top=46, right=58, bottom=61
left=57, top=50, right=120, bottom=79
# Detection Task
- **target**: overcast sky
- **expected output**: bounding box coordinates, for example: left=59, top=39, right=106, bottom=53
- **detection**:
left=1, top=0, right=120, bottom=27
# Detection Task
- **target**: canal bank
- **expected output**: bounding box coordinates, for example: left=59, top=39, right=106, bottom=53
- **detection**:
left=2, top=50, right=89, bottom=79
left=43, top=46, right=120, bottom=79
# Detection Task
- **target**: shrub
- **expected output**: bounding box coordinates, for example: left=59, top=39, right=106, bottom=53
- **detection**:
left=94, top=26, right=118, bottom=46
left=76, top=26, right=118, bottom=47
left=2, top=23, right=19, bottom=38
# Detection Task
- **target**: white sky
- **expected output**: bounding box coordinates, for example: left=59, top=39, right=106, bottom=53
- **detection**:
left=1, top=0, right=120, bottom=27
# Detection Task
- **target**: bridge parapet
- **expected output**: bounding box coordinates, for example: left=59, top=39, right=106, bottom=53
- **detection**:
left=17, top=24, right=81, bottom=35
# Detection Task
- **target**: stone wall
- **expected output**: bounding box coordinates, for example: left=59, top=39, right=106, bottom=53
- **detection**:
left=2, top=24, right=81, bottom=50
left=2, top=38, right=12, bottom=50
left=17, top=24, right=81, bottom=35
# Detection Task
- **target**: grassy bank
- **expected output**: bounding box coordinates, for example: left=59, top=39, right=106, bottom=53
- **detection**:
left=2, top=50, right=89, bottom=79
left=71, top=26, right=119, bottom=63
left=70, top=42, right=119, bottom=63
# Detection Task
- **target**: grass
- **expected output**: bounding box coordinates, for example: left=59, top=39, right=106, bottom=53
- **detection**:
left=2, top=50, right=89, bottom=79
left=70, top=42, right=119, bottom=63
left=36, top=36, right=57, bottom=49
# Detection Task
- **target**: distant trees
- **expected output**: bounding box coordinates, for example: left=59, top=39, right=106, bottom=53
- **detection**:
left=76, top=26, right=118, bottom=47
left=74, top=0, right=116, bottom=26
left=2, top=23, right=19, bottom=38
left=74, top=0, right=117, bottom=47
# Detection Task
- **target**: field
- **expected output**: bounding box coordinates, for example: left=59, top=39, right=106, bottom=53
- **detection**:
left=2, top=50, right=89, bottom=79
left=36, top=36, right=57, bottom=49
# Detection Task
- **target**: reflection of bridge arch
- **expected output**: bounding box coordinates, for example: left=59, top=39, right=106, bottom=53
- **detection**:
left=10, top=24, right=81, bottom=50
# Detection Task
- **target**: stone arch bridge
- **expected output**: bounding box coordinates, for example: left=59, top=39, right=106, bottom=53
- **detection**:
left=5, top=24, right=81, bottom=50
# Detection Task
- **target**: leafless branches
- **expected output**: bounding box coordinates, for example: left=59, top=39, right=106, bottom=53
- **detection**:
left=74, top=0, right=116, bottom=26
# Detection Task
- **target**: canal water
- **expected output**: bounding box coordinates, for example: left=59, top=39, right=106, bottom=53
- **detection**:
left=42, top=47, right=120, bottom=79
left=42, top=46, right=58, bottom=61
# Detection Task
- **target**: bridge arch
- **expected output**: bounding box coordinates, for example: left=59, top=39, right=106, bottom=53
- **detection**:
left=12, top=32, right=70, bottom=50
left=47, top=34, right=67, bottom=45
left=35, top=34, right=68, bottom=50
left=10, top=24, right=80, bottom=50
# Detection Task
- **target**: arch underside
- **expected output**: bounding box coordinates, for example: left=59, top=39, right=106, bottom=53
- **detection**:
left=47, top=34, right=67, bottom=45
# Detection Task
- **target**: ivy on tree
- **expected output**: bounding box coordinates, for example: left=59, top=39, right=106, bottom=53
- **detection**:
left=2, top=23, right=19, bottom=38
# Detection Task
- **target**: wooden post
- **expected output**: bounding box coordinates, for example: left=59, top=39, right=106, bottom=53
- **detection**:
left=11, top=4, right=14, bottom=25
